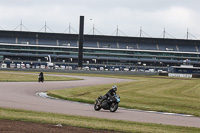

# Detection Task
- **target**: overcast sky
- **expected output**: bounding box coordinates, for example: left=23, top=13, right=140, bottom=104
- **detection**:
left=0, top=0, right=200, bottom=39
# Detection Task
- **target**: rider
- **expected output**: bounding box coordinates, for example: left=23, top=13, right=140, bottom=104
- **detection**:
left=38, top=72, right=44, bottom=82
left=100, top=85, right=117, bottom=104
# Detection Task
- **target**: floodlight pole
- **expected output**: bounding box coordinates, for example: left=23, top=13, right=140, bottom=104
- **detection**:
left=187, top=28, right=189, bottom=40
left=163, top=27, right=166, bottom=38
left=116, top=25, right=119, bottom=36
left=69, top=23, right=71, bottom=34
left=20, top=20, right=22, bottom=31
left=93, top=24, right=95, bottom=35
left=78, top=16, right=84, bottom=68
left=140, top=26, right=142, bottom=37
left=45, top=21, right=47, bottom=32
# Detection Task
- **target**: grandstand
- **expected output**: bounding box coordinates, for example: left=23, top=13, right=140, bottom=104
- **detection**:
left=0, top=30, right=200, bottom=71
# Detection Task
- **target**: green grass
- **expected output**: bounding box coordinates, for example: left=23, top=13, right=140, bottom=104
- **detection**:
left=0, top=107, right=200, bottom=133
left=0, top=71, right=82, bottom=82
left=48, top=76, right=200, bottom=116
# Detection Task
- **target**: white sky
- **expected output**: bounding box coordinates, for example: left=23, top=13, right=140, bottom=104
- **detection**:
left=0, top=0, right=200, bottom=39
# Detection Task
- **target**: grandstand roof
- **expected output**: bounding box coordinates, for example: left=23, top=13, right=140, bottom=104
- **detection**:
left=0, top=30, right=200, bottom=46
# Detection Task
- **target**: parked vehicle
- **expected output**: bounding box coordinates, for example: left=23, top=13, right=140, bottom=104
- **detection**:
left=40, top=65, right=46, bottom=69
left=10, top=63, right=16, bottom=68
left=94, top=94, right=120, bottom=112
left=21, top=64, right=26, bottom=69
left=17, top=64, right=21, bottom=68
left=60, top=65, right=66, bottom=69
left=26, top=64, right=31, bottom=68
left=1, top=63, right=7, bottom=68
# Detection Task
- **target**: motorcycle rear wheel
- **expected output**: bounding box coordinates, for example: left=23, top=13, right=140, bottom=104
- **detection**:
left=110, top=103, right=118, bottom=112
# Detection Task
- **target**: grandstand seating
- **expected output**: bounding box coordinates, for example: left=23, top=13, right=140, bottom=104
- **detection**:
left=60, top=40, right=78, bottom=47
left=84, top=55, right=99, bottom=59
left=119, top=57, right=139, bottom=61
left=138, top=43, right=157, bottom=50
left=196, top=45, right=200, bottom=52
left=119, top=42, right=138, bottom=49
left=18, top=38, right=36, bottom=45
left=178, top=44, right=197, bottom=52
left=99, top=56, right=118, bottom=60
left=1, top=35, right=198, bottom=53
left=37, top=39, right=57, bottom=45
left=84, top=41, right=98, bottom=47
left=159, top=59, right=178, bottom=63
left=158, top=44, right=178, bottom=51
left=139, top=58, right=157, bottom=62
left=0, top=35, right=199, bottom=54
left=0, top=37, right=15, bottom=44
left=1, top=30, right=200, bottom=68
left=99, top=41, right=117, bottom=48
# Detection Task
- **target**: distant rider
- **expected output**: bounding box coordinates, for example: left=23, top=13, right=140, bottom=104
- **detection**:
left=100, top=85, right=117, bottom=104
left=38, top=72, right=44, bottom=82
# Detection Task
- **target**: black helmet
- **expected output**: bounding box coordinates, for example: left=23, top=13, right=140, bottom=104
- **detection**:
left=112, top=85, right=117, bottom=91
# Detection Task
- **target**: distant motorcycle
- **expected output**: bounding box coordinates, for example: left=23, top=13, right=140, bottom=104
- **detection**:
left=38, top=75, right=44, bottom=83
left=94, top=94, right=120, bottom=112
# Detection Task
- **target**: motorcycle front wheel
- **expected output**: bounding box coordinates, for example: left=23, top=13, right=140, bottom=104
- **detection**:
left=94, top=101, right=101, bottom=111
left=110, top=103, right=118, bottom=112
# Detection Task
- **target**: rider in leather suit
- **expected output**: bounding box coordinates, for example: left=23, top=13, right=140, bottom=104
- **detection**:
left=101, top=85, right=117, bottom=104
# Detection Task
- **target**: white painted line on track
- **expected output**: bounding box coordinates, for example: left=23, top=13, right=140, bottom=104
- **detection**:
left=36, top=92, right=93, bottom=106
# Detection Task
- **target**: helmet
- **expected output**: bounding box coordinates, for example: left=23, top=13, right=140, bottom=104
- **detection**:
left=112, top=85, right=117, bottom=91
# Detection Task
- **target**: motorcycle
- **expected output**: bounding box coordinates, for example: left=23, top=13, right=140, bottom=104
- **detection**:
left=38, top=75, right=44, bottom=83
left=94, top=94, right=120, bottom=112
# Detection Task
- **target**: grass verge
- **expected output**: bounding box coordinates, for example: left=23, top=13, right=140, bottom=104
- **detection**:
left=0, top=107, right=200, bottom=133
left=0, top=71, right=82, bottom=82
left=48, top=76, right=200, bottom=117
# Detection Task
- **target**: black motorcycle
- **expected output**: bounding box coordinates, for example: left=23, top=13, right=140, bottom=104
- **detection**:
left=38, top=75, right=44, bottom=82
left=94, top=94, right=120, bottom=112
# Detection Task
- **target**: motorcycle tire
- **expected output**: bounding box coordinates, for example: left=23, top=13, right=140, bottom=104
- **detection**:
left=94, top=101, right=101, bottom=111
left=110, top=103, right=118, bottom=112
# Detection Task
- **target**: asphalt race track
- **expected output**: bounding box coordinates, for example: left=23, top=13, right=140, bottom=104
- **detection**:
left=0, top=73, right=200, bottom=128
